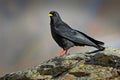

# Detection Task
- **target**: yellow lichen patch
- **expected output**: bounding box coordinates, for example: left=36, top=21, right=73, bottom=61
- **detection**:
left=99, top=69, right=106, bottom=74
left=32, top=74, right=37, bottom=78
left=34, top=75, right=52, bottom=79
left=101, top=69, right=106, bottom=72
left=100, top=71, right=105, bottom=75
left=114, top=78, right=119, bottom=80
left=79, top=63, right=84, bottom=67
left=69, top=69, right=78, bottom=73
left=108, top=67, right=113, bottom=71
left=46, top=75, right=52, bottom=79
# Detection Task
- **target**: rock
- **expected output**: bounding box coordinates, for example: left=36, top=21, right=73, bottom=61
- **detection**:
left=1, top=47, right=120, bottom=80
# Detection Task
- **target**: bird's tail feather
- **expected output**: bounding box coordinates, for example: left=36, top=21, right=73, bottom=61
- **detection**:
left=96, top=45, right=105, bottom=51
left=95, top=40, right=104, bottom=45
left=80, top=32, right=104, bottom=45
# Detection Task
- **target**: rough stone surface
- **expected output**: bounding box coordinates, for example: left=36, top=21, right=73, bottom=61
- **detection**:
left=1, top=47, right=120, bottom=80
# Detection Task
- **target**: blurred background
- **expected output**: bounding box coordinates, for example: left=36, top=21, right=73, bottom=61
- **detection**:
left=0, top=0, right=120, bottom=76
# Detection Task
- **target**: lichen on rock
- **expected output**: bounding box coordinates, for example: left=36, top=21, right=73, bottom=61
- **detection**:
left=1, top=47, right=120, bottom=80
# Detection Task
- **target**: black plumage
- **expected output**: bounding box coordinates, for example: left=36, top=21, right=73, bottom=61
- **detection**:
left=48, top=11, right=105, bottom=56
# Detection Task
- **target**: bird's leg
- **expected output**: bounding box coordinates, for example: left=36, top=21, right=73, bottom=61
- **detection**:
left=60, top=50, right=66, bottom=56
left=65, top=49, right=68, bottom=54
left=60, top=50, right=68, bottom=56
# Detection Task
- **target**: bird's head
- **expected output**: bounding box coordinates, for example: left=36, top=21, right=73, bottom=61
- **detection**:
left=48, top=11, right=62, bottom=23
left=48, top=11, right=59, bottom=17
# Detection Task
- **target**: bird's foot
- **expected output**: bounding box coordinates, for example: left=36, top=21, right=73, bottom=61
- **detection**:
left=59, top=50, right=68, bottom=57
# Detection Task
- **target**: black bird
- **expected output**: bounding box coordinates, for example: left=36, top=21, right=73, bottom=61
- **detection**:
left=48, top=11, right=105, bottom=56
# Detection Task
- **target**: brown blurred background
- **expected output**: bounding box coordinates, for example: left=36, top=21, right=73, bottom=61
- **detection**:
left=0, top=0, right=120, bottom=76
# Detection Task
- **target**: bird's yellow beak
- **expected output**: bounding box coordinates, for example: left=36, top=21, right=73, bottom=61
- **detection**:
left=48, top=14, right=53, bottom=16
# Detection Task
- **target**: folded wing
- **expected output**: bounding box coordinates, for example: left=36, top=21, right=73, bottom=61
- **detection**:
left=55, top=26, right=103, bottom=47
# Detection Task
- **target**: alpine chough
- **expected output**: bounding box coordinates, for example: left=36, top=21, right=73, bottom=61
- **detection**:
left=48, top=11, right=105, bottom=56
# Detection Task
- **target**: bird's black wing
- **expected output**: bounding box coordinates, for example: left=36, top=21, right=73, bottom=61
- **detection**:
left=54, top=25, right=98, bottom=47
